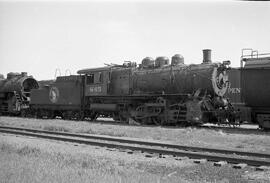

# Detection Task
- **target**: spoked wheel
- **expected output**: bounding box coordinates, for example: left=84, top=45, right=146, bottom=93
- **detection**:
left=112, top=112, right=128, bottom=123
left=151, top=116, right=165, bottom=125
left=46, top=111, right=54, bottom=119
left=176, top=121, right=191, bottom=127
left=34, top=110, right=42, bottom=119
left=79, top=112, right=85, bottom=121
left=21, top=110, right=27, bottom=117
left=135, top=117, right=153, bottom=125
left=62, top=111, right=72, bottom=120
left=120, top=113, right=130, bottom=123
left=73, top=112, right=81, bottom=121
left=89, top=112, right=99, bottom=121
left=112, top=113, right=120, bottom=121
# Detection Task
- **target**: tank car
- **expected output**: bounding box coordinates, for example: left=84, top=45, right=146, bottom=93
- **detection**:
left=240, top=49, right=270, bottom=129
left=224, top=49, right=270, bottom=129
left=224, top=68, right=251, bottom=124
left=0, top=72, right=39, bottom=115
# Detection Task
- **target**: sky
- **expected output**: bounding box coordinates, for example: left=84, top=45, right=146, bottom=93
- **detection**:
left=0, top=0, right=269, bottom=80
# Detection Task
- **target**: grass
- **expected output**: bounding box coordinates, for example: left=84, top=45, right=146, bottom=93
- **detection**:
left=0, top=136, right=268, bottom=183
left=0, top=142, right=191, bottom=183
left=42, top=125, right=128, bottom=137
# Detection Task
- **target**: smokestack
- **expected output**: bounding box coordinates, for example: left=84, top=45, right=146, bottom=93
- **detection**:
left=203, top=49, right=212, bottom=64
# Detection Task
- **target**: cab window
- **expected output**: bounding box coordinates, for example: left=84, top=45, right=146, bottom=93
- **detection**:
left=86, top=74, right=94, bottom=84
left=98, top=72, right=103, bottom=83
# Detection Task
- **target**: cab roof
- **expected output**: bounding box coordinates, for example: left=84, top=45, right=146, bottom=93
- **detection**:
left=77, top=66, right=112, bottom=74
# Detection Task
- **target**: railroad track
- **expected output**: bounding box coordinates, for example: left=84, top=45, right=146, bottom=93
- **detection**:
left=0, top=125, right=270, bottom=168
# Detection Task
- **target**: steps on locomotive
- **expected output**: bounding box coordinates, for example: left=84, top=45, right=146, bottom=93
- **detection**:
left=13, top=91, right=22, bottom=104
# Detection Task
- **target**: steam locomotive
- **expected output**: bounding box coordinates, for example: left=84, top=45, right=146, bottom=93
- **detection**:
left=17, top=49, right=235, bottom=126
left=0, top=72, right=39, bottom=115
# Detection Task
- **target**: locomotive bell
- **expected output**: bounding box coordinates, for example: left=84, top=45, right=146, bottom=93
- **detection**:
left=203, top=49, right=212, bottom=64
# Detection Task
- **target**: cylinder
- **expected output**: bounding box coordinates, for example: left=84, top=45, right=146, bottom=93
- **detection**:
left=203, top=49, right=212, bottom=64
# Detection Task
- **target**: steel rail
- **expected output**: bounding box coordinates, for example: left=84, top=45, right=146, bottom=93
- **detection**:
left=0, top=125, right=269, bottom=159
left=1, top=127, right=270, bottom=167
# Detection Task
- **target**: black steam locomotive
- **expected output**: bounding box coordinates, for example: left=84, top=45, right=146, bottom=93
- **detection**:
left=22, top=49, right=235, bottom=126
left=0, top=72, right=39, bottom=115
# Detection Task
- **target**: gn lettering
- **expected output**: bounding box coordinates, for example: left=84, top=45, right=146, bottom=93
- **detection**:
left=89, top=86, right=102, bottom=93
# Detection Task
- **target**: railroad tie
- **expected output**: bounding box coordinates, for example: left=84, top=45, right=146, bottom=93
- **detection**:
left=256, top=166, right=270, bottom=171
left=214, top=161, right=227, bottom=167
left=193, top=159, right=207, bottom=164
left=233, top=163, right=247, bottom=169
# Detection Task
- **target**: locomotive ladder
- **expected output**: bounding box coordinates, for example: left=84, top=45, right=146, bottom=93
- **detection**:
left=13, top=91, right=22, bottom=104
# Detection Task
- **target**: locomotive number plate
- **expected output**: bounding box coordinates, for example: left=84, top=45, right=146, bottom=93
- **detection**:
left=89, top=86, right=102, bottom=93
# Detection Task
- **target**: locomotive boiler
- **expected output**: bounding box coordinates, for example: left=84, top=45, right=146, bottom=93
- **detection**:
left=133, top=50, right=228, bottom=97
left=0, top=72, right=39, bottom=115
